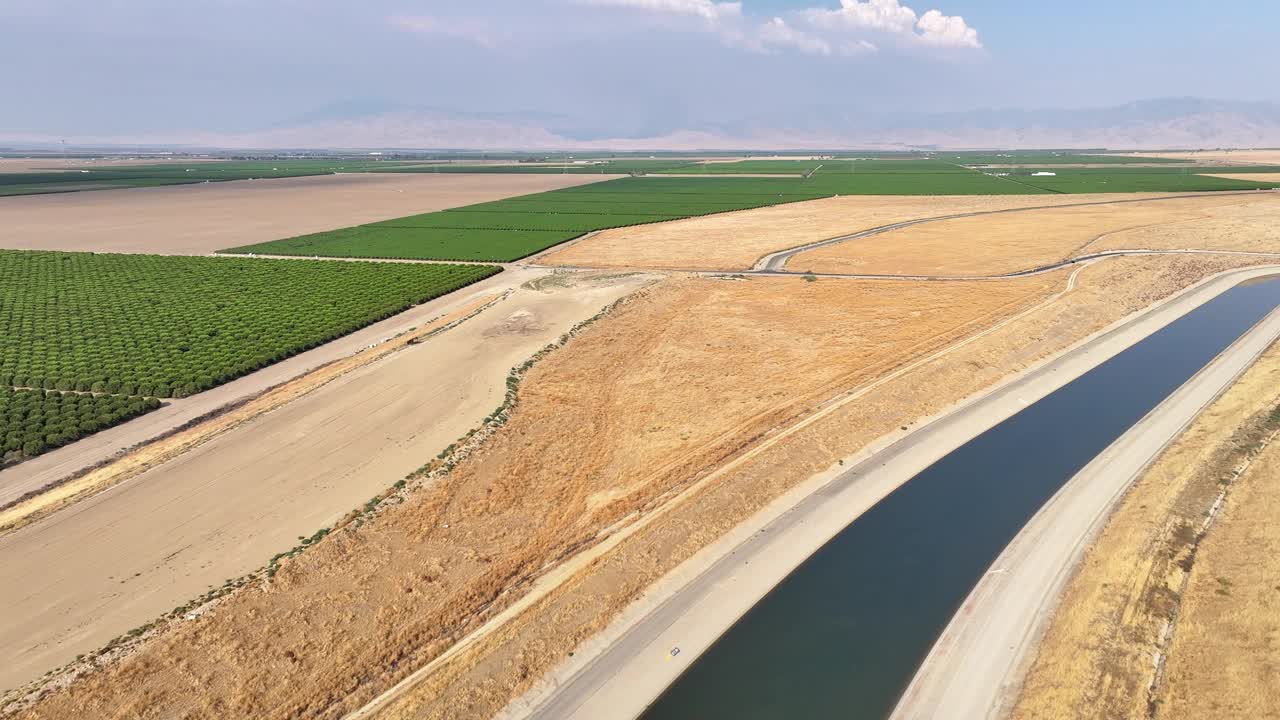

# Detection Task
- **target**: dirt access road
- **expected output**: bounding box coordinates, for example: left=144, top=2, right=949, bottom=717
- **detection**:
left=0, top=270, right=652, bottom=692
left=767, top=192, right=1278, bottom=275
left=0, top=268, right=532, bottom=511
left=0, top=172, right=609, bottom=254
left=891, top=269, right=1280, bottom=720
left=508, top=264, right=1280, bottom=720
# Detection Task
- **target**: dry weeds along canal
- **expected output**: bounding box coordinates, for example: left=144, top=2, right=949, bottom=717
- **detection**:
left=6, top=273, right=1059, bottom=718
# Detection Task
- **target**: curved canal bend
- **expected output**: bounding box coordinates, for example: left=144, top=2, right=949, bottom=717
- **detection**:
left=640, top=276, right=1280, bottom=720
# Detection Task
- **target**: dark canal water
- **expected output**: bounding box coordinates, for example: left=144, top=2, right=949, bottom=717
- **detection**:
left=641, top=276, right=1280, bottom=720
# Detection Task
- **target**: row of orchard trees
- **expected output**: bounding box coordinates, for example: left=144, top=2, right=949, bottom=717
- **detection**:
left=0, top=250, right=500, bottom=398
left=1, top=387, right=161, bottom=463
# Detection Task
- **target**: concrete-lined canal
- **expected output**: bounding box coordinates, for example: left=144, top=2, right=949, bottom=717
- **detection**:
left=640, top=276, right=1280, bottom=720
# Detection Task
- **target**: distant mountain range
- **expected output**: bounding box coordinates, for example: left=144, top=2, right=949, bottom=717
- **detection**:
left=6, top=98, right=1280, bottom=151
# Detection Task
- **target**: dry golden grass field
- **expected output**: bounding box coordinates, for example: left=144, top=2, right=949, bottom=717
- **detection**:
left=791, top=192, right=1280, bottom=276
left=539, top=193, right=1174, bottom=271
left=10, top=273, right=1062, bottom=718
left=1011, top=343, right=1280, bottom=720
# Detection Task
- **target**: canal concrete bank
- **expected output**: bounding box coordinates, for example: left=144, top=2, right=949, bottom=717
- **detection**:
left=889, top=288, right=1280, bottom=720
left=505, top=264, right=1280, bottom=720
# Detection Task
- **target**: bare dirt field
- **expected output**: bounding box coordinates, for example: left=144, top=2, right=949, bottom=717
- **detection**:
left=538, top=193, right=1182, bottom=271
left=1200, top=172, right=1280, bottom=184
left=15, top=250, right=1278, bottom=720
left=1011, top=340, right=1280, bottom=720
left=0, top=271, right=651, bottom=693
left=792, top=192, right=1280, bottom=276
left=0, top=173, right=609, bottom=254
left=8, top=272, right=1064, bottom=718
left=1120, top=150, right=1280, bottom=165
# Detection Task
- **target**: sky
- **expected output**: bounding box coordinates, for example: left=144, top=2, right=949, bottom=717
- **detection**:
left=1, top=0, right=1276, bottom=141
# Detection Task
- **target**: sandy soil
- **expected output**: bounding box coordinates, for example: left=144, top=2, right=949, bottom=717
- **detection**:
left=8, top=273, right=1062, bottom=718
left=0, top=271, right=652, bottom=693
left=793, top=192, right=1279, bottom=276
left=1158, top=418, right=1280, bottom=718
left=0, top=173, right=609, bottom=254
left=1011, top=340, right=1280, bottom=720
left=538, top=193, right=1184, bottom=271
left=1120, top=150, right=1280, bottom=165
left=1200, top=172, right=1280, bottom=184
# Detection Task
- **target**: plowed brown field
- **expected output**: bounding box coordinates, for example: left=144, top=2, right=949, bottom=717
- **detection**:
left=0, top=173, right=608, bottom=254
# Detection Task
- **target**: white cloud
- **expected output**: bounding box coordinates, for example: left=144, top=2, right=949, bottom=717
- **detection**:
left=806, top=0, right=916, bottom=34
left=758, top=17, right=831, bottom=55
left=566, top=0, right=979, bottom=57
left=916, top=8, right=980, bottom=48
left=804, top=0, right=981, bottom=49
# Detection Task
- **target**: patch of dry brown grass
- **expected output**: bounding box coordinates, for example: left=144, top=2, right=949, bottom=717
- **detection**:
left=372, top=255, right=1278, bottom=720
left=539, top=193, right=1170, bottom=271
left=14, top=254, right=1276, bottom=720
left=1157, top=417, right=1280, bottom=718
left=1011, top=341, right=1280, bottom=720
left=11, top=274, right=1057, bottom=719
left=795, top=193, right=1276, bottom=276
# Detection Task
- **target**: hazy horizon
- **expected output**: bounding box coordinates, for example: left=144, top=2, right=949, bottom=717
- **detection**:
left=4, top=1, right=1279, bottom=149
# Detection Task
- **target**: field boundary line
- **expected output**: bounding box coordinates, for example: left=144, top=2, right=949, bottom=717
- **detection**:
left=213, top=252, right=511, bottom=268
left=953, top=160, right=1065, bottom=194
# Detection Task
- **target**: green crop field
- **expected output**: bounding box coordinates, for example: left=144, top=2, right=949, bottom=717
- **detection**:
left=999, top=166, right=1280, bottom=193
left=224, top=158, right=1279, bottom=262
left=0, top=157, right=704, bottom=196
left=0, top=250, right=499, bottom=400
left=945, top=152, right=1185, bottom=165
left=662, top=160, right=822, bottom=174
left=372, top=159, right=697, bottom=175
left=0, top=159, right=429, bottom=197
left=2, top=387, right=160, bottom=464
left=234, top=226, right=585, bottom=262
